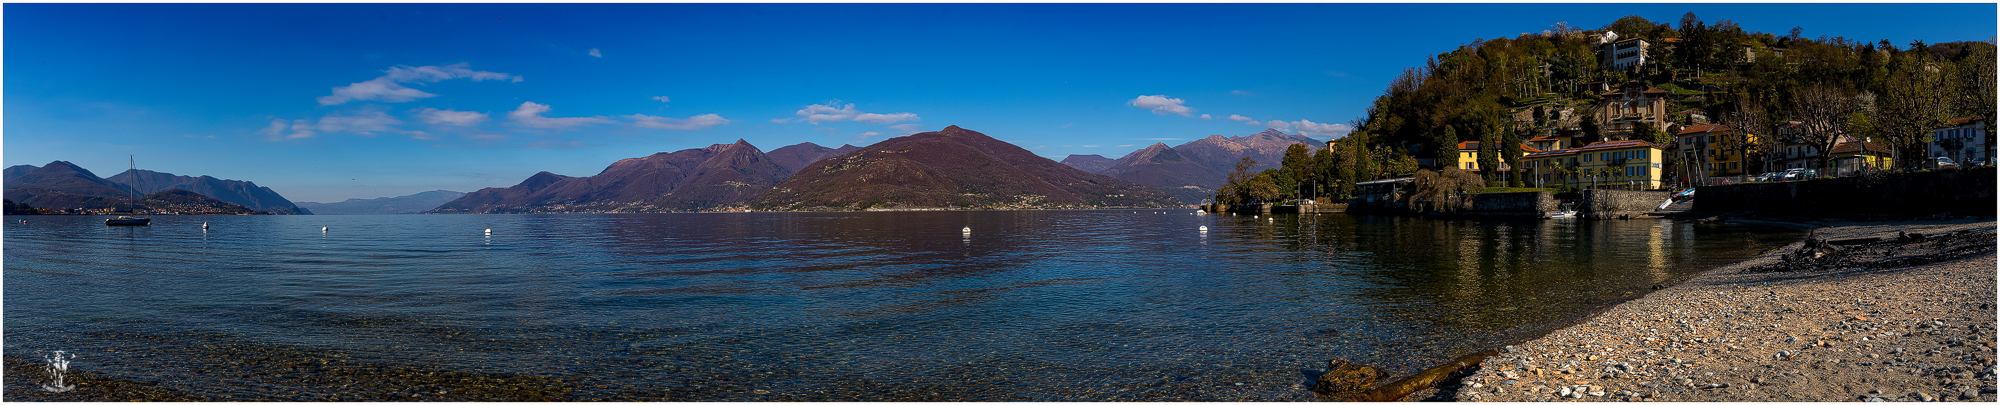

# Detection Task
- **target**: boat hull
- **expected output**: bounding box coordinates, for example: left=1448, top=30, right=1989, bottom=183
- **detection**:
left=105, top=217, right=152, bottom=226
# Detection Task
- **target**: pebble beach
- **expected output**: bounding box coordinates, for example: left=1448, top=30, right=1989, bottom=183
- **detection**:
left=1438, top=218, right=1997, bottom=402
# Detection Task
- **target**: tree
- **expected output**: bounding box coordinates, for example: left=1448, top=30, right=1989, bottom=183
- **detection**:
left=1718, top=98, right=1775, bottom=175
left=1408, top=168, right=1484, bottom=213
left=1438, top=125, right=1460, bottom=166
left=1954, top=40, right=1997, bottom=153
left=1789, top=83, right=1858, bottom=175
left=1477, top=124, right=1500, bottom=185
left=1874, top=50, right=1954, bottom=169
left=1503, top=123, right=1527, bottom=187
left=1215, top=157, right=1259, bottom=205
left=1280, top=143, right=1315, bottom=199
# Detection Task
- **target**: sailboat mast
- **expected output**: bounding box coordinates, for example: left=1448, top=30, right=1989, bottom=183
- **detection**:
left=129, top=155, right=139, bottom=213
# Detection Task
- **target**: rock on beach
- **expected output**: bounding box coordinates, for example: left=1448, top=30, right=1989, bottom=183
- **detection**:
left=1442, top=218, right=1997, bottom=402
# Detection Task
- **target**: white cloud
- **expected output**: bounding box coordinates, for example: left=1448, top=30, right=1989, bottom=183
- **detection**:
left=1266, top=120, right=1293, bottom=130
left=414, top=108, right=489, bottom=127
left=313, top=110, right=404, bottom=135
left=589, top=48, right=603, bottom=58
left=317, top=63, right=521, bottom=105
left=1292, top=119, right=1354, bottom=138
left=1231, top=90, right=1254, bottom=96
left=1083, top=145, right=1099, bottom=147
left=626, top=113, right=730, bottom=130
left=856, top=131, right=884, bottom=139
left=854, top=112, right=919, bottom=124
left=1118, top=144, right=1133, bottom=147
left=1128, top=95, right=1195, bottom=117
left=507, top=101, right=613, bottom=129
left=792, top=100, right=921, bottom=126
left=1228, top=114, right=1260, bottom=126
left=652, top=96, right=671, bottom=103
left=890, top=123, right=923, bottom=134
left=1200, top=114, right=1213, bottom=120
left=259, top=119, right=290, bottom=139
left=795, top=102, right=860, bottom=124
left=770, top=118, right=791, bottom=124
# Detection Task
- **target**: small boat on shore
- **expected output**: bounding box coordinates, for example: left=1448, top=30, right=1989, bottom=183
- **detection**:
left=1548, top=203, right=1577, bottom=219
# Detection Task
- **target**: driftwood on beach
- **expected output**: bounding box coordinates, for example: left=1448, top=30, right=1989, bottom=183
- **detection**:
left=1332, top=349, right=1500, bottom=402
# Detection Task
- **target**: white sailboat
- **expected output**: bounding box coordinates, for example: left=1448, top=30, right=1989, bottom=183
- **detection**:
left=105, top=155, right=151, bottom=226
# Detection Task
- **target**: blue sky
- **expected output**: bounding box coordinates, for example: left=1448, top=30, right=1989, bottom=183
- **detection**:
left=6, top=3, right=1993, bottom=203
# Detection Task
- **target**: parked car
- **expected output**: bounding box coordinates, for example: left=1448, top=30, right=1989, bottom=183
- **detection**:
left=1931, top=157, right=1961, bottom=170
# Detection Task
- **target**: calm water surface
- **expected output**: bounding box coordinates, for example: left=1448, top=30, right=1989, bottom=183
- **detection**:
left=4, top=211, right=1800, bottom=400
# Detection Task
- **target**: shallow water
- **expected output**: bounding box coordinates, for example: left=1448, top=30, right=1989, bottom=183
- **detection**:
left=3, top=211, right=1799, bottom=400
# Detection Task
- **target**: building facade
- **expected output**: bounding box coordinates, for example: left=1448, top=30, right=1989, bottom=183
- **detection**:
left=1596, top=82, right=1672, bottom=142
left=1928, top=117, right=1990, bottom=166
left=1522, top=140, right=1669, bottom=190
left=1600, top=38, right=1650, bottom=71
left=1673, top=123, right=1758, bottom=177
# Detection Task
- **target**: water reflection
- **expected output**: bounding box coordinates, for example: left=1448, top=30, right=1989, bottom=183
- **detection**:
left=4, top=212, right=1799, bottom=401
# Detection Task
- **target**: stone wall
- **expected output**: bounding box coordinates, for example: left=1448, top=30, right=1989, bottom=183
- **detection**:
left=1579, top=189, right=1672, bottom=218
left=1459, top=191, right=1558, bottom=217
left=1694, top=168, right=1996, bottom=218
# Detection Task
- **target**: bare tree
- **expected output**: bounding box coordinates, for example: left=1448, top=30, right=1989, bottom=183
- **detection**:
left=1789, top=84, right=1857, bottom=176
left=1409, top=168, right=1484, bottom=212
left=1718, top=99, right=1773, bottom=175
left=1875, top=57, right=1953, bottom=170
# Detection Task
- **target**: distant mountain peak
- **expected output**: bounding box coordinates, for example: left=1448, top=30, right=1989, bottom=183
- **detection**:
left=1252, top=128, right=1289, bottom=137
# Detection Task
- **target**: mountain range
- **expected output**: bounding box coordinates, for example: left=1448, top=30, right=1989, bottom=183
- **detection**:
left=297, top=190, right=467, bottom=215
left=105, top=169, right=311, bottom=214
left=1060, top=128, right=1323, bottom=203
left=430, top=140, right=860, bottom=213
left=2, top=161, right=304, bottom=214
left=753, top=126, right=1176, bottom=210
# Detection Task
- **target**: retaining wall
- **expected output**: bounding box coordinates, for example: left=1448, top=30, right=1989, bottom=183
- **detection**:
left=1693, top=167, right=1995, bottom=218
left=1578, top=189, right=1672, bottom=218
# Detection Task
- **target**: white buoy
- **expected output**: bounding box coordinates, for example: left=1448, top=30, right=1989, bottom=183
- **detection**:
left=1199, top=225, right=1208, bottom=233
left=322, top=226, right=328, bottom=232
left=962, top=226, right=972, bottom=234
left=484, top=228, right=492, bottom=235
left=202, top=222, right=208, bottom=230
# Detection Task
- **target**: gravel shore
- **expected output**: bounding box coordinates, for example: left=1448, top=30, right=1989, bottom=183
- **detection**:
left=1441, top=218, right=1997, bottom=402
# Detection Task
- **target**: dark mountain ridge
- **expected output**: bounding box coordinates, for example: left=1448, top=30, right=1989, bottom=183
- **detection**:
left=105, top=169, right=311, bottom=214
left=753, top=125, right=1178, bottom=211
left=1059, top=154, right=1117, bottom=173
left=1098, top=143, right=1226, bottom=204
left=297, top=190, right=467, bottom=215
left=429, top=140, right=795, bottom=213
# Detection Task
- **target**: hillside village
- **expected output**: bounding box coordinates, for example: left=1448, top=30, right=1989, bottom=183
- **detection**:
left=1213, top=13, right=1994, bottom=208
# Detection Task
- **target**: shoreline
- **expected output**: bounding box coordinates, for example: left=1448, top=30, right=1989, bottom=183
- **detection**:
left=1428, top=217, right=1997, bottom=402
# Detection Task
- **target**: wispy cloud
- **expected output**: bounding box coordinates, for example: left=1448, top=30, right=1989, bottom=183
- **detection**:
left=1291, top=119, right=1353, bottom=138
left=317, top=63, right=521, bottom=105
left=1131, top=137, right=1185, bottom=141
left=589, top=48, right=603, bottom=58
left=854, top=112, right=919, bottom=124
left=1199, top=113, right=1213, bottom=120
left=263, top=110, right=408, bottom=140
left=626, top=113, right=730, bottom=130
left=1128, top=95, right=1195, bottom=117
left=890, top=123, right=923, bottom=134
left=413, top=108, right=489, bottom=127
left=652, top=95, right=671, bottom=103
left=789, top=100, right=921, bottom=126
left=507, top=101, right=613, bottom=129
left=856, top=131, right=884, bottom=139
left=1228, top=114, right=1259, bottom=126
left=1231, top=90, right=1254, bottom=96
left=1266, top=120, right=1293, bottom=130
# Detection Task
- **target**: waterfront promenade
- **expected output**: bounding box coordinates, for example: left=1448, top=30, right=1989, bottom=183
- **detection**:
left=1441, top=218, right=1996, bottom=402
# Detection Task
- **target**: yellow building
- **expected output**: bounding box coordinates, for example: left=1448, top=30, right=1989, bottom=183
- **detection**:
left=1454, top=141, right=1544, bottom=173
left=1522, top=140, right=1670, bottom=190
left=1829, top=140, right=1894, bottom=176
left=1674, top=123, right=1759, bottom=177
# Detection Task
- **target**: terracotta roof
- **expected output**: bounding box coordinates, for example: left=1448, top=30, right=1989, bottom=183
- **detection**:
left=1574, top=140, right=1665, bottom=152
left=1661, top=38, right=1683, bottom=43
left=1528, top=135, right=1561, bottom=142
left=1643, top=87, right=1669, bottom=94
left=1676, top=123, right=1736, bottom=135
left=1522, top=145, right=1545, bottom=154
left=1459, top=141, right=1479, bottom=151
left=1612, top=38, right=1645, bottom=45
left=1945, top=116, right=1981, bottom=126
left=1830, top=141, right=1892, bottom=155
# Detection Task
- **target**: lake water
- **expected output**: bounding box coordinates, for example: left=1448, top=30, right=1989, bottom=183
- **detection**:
left=3, top=211, right=1800, bottom=401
